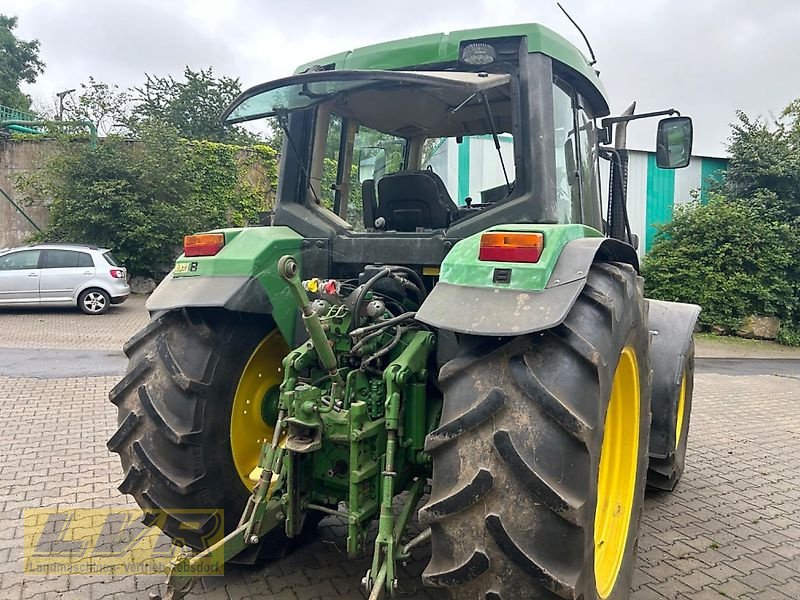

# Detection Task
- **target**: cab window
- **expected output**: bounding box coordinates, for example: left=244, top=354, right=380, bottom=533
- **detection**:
left=0, top=250, right=41, bottom=270
left=552, top=80, right=581, bottom=223
left=576, top=102, right=601, bottom=229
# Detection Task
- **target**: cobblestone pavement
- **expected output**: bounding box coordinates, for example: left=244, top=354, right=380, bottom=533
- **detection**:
left=1, top=305, right=799, bottom=599
left=1, top=371, right=798, bottom=600
left=0, top=295, right=149, bottom=351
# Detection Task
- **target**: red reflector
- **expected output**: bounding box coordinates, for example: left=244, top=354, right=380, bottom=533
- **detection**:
left=110, top=269, right=125, bottom=279
left=184, top=233, right=225, bottom=257
left=478, top=232, right=544, bottom=263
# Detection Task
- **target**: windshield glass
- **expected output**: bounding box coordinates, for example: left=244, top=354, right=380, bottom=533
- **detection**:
left=224, top=70, right=511, bottom=124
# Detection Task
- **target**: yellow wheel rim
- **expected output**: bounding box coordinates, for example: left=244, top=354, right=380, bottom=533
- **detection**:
left=675, top=373, right=687, bottom=450
left=594, top=346, right=640, bottom=598
left=230, top=330, right=289, bottom=490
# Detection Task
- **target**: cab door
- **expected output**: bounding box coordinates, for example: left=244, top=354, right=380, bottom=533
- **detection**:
left=39, top=250, right=96, bottom=302
left=0, top=249, right=42, bottom=304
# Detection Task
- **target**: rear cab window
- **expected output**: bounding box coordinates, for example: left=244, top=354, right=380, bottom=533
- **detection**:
left=322, top=113, right=407, bottom=229
left=423, top=134, right=516, bottom=207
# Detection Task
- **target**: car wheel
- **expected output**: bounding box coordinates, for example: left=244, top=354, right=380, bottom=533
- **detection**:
left=79, top=289, right=111, bottom=315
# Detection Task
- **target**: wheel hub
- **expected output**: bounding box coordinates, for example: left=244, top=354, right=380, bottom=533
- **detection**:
left=230, top=330, right=289, bottom=489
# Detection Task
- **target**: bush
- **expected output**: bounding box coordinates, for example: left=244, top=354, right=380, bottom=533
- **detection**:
left=777, top=325, right=800, bottom=347
left=642, top=194, right=800, bottom=335
left=19, top=124, right=278, bottom=277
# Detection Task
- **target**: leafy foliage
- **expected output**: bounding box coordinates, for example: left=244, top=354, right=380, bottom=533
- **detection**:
left=130, top=67, right=253, bottom=143
left=726, top=103, right=800, bottom=221
left=20, top=124, right=278, bottom=277
left=643, top=196, right=799, bottom=330
left=643, top=100, right=800, bottom=345
left=0, top=14, right=44, bottom=111
left=61, top=78, right=132, bottom=136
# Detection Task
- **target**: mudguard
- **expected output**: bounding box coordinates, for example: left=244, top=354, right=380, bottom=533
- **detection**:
left=647, top=299, right=701, bottom=459
left=146, top=226, right=303, bottom=342
left=416, top=226, right=638, bottom=336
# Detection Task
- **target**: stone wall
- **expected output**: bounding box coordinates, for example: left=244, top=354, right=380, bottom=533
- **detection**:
left=0, top=139, right=54, bottom=249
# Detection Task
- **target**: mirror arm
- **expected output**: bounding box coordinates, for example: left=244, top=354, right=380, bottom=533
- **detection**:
left=601, top=107, right=680, bottom=146
left=602, top=108, right=680, bottom=128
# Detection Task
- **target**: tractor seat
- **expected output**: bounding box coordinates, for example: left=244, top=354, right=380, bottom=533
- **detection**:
left=376, top=170, right=459, bottom=231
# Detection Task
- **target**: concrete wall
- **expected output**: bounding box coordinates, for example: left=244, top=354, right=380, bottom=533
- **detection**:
left=0, top=140, right=54, bottom=250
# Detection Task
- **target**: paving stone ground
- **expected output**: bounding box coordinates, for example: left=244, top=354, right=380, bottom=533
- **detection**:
left=1, top=305, right=799, bottom=599
left=0, top=295, right=149, bottom=351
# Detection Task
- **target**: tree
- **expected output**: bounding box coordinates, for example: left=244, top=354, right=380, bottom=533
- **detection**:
left=61, top=77, right=132, bottom=136
left=130, top=67, right=253, bottom=143
left=725, top=103, right=800, bottom=222
left=0, top=14, right=45, bottom=111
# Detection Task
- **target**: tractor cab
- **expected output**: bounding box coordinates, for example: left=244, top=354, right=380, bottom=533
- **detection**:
left=223, top=25, right=614, bottom=268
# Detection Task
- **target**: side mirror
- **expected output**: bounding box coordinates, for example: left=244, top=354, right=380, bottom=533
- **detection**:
left=656, top=116, right=693, bottom=169
left=357, top=146, right=387, bottom=183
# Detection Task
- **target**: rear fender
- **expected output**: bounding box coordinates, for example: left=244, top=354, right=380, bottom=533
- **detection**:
left=146, top=226, right=303, bottom=341
left=648, top=299, right=701, bottom=459
left=416, top=224, right=638, bottom=336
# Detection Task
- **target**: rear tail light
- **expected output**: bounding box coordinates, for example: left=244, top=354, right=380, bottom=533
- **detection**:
left=184, top=233, right=225, bottom=257
left=479, top=232, right=544, bottom=263
left=110, top=269, right=126, bottom=279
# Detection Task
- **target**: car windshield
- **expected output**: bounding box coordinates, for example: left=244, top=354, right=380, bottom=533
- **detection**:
left=223, top=70, right=511, bottom=125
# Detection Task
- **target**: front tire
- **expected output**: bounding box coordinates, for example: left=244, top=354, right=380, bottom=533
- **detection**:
left=420, top=262, right=651, bottom=599
left=107, top=308, right=319, bottom=563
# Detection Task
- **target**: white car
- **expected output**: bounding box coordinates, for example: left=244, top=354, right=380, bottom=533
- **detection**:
left=0, top=244, right=130, bottom=314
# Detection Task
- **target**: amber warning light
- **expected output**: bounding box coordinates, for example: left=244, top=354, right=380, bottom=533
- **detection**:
left=478, top=232, right=544, bottom=263
left=184, top=233, right=225, bottom=257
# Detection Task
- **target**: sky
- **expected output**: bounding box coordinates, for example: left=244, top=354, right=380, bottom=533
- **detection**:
left=5, top=0, right=800, bottom=156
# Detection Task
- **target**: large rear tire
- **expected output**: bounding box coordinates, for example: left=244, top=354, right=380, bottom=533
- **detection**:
left=107, top=308, right=319, bottom=564
left=646, top=341, right=695, bottom=491
left=420, top=262, right=651, bottom=599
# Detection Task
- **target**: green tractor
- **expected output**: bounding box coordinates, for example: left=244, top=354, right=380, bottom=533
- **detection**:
left=109, top=22, right=699, bottom=600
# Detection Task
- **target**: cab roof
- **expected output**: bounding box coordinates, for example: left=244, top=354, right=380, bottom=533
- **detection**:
left=294, top=23, right=609, bottom=115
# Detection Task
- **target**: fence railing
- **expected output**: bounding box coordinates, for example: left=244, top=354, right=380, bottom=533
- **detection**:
left=0, top=104, right=37, bottom=123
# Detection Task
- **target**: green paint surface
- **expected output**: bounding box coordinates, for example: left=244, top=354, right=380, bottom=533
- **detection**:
left=700, top=157, right=728, bottom=204
left=173, top=226, right=303, bottom=340
left=645, top=153, right=676, bottom=252
left=457, top=137, right=470, bottom=206
left=294, top=23, right=608, bottom=111
left=440, top=223, right=603, bottom=291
